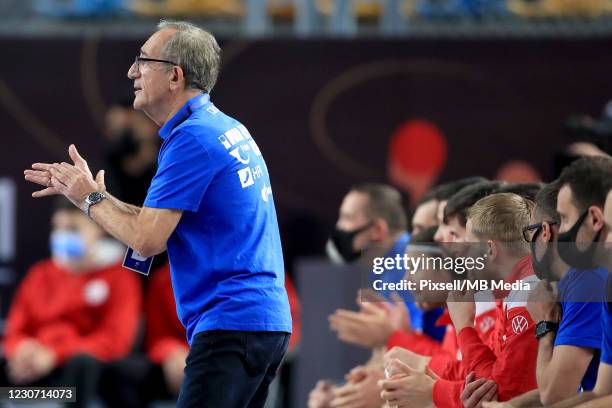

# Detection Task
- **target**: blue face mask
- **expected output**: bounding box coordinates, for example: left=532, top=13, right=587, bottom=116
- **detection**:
left=50, top=230, right=86, bottom=263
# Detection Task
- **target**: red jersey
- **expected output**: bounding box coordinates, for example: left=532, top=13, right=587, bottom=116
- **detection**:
left=4, top=259, right=142, bottom=364
left=428, top=297, right=497, bottom=379
left=385, top=298, right=497, bottom=375
left=432, top=256, right=539, bottom=408
left=145, top=264, right=188, bottom=364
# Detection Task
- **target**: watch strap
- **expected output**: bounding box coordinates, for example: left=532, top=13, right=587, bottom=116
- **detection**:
left=535, top=320, right=559, bottom=340
left=84, top=192, right=106, bottom=218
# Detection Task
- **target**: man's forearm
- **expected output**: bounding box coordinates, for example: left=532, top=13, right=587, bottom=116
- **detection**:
left=105, top=192, right=141, bottom=215
left=546, top=392, right=596, bottom=408
left=573, top=393, right=612, bottom=408
left=536, top=332, right=555, bottom=392
left=89, top=197, right=148, bottom=252
left=506, top=389, right=542, bottom=407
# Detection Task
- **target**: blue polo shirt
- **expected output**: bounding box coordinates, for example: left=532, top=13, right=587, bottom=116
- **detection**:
left=144, top=94, right=292, bottom=344
left=555, top=267, right=607, bottom=391
left=601, top=274, right=612, bottom=366
left=602, top=301, right=612, bottom=365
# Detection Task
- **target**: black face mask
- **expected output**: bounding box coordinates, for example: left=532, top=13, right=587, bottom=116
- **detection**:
left=530, top=225, right=557, bottom=281
left=556, top=210, right=602, bottom=270
left=328, top=223, right=373, bottom=263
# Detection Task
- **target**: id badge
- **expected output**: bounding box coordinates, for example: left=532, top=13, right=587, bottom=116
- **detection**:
left=122, top=247, right=154, bottom=276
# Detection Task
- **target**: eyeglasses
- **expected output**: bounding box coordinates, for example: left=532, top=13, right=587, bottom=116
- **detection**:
left=133, top=55, right=178, bottom=71
left=522, top=221, right=558, bottom=243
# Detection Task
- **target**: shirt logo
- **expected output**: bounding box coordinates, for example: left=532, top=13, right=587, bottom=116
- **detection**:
left=218, top=125, right=271, bottom=199
left=229, top=145, right=251, bottom=165
left=511, top=315, right=528, bottom=334
left=238, top=167, right=254, bottom=188
left=218, top=127, right=247, bottom=149
left=84, top=279, right=109, bottom=306
left=261, top=184, right=272, bottom=202
left=479, top=316, right=495, bottom=333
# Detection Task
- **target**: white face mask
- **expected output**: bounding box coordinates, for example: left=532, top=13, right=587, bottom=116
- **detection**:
left=91, top=238, right=125, bottom=268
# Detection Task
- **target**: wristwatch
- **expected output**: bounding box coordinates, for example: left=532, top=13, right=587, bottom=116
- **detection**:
left=535, top=320, right=559, bottom=340
left=84, top=191, right=106, bottom=217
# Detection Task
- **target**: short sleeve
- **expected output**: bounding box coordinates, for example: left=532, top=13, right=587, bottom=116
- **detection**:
left=144, top=130, right=214, bottom=212
left=555, top=300, right=602, bottom=349
left=601, top=302, right=612, bottom=364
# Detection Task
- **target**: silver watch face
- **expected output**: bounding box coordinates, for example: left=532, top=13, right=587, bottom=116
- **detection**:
left=87, top=191, right=104, bottom=204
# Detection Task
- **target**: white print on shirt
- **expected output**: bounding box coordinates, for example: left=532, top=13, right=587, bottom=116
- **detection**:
left=252, top=165, right=263, bottom=179
left=218, top=125, right=273, bottom=199
left=261, top=184, right=272, bottom=202
left=84, top=279, right=110, bottom=306
left=479, top=316, right=496, bottom=334
left=238, top=167, right=255, bottom=188
left=502, top=274, right=539, bottom=341
left=511, top=315, right=529, bottom=334
left=218, top=127, right=247, bottom=149
left=229, top=144, right=251, bottom=165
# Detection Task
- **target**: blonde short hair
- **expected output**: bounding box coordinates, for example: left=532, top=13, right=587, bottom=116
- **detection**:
left=468, top=193, right=533, bottom=254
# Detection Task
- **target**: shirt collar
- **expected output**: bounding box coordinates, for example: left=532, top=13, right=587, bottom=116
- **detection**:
left=493, top=255, right=534, bottom=299
left=158, top=93, right=210, bottom=139
left=504, top=255, right=534, bottom=284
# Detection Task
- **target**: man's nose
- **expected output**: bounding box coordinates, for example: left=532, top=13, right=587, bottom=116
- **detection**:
left=127, top=62, right=139, bottom=79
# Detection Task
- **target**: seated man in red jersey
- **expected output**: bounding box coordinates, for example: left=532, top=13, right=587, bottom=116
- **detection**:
left=380, top=193, right=540, bottom=408
left=0, top=199, right=142, bottom=407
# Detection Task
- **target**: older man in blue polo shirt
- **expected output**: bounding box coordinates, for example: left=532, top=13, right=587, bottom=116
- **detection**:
left=24, top=20, right=292, bottom=407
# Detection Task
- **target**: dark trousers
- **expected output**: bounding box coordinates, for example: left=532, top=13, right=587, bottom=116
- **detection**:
left=99, top=355, right=174, bottom=408
left=176, top=330, right=290, bottom=408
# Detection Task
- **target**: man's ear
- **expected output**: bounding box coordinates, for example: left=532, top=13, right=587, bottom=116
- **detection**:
left=370, top=218, right=389, bottom=242
left=541, top=222, right=553, bottom=243
left=169, top=66, right=185, bottom=90
left=588, top=205, right=605, bottom=233
left=487, top=240, right=498, bottom=261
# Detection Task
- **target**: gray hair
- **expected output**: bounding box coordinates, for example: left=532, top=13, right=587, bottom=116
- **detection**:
left=157, top=19, right=221, bottom=93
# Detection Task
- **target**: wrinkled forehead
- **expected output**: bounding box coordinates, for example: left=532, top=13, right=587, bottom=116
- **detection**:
left=141, top=28, right=177, bottom=56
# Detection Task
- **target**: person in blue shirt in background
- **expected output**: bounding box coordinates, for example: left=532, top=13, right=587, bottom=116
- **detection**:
left=577, top=186, right=612, bottom=407
left=481, top=180, right=605, bottom=408
left=308, top=184, right=444, bottom=408
left=524, top=156, right=612, bottom=408
left=24, top=20, right=291, bottom=408
left=484, top=156, right=612, bottom=408
left=326, top=183, right=445, bottom=341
